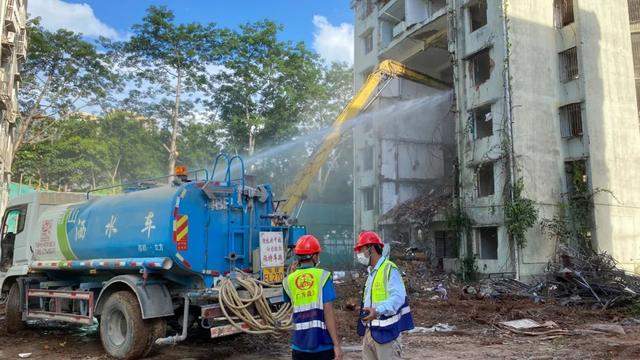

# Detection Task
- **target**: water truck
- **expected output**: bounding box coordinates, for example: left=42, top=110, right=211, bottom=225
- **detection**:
left=0, top=154, right=305, bottom=359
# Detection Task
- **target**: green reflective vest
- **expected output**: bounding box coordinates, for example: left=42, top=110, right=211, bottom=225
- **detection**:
left=367, top=259, right=398, bottom=305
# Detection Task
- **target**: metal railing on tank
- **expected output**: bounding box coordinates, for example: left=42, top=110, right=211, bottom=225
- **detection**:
left=208, top=153, right=245, bottom=194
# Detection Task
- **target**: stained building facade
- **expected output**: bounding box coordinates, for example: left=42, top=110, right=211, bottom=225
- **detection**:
left=0, top=0, right=26, bottom=213
left=352, top=0, right=640, bottom=277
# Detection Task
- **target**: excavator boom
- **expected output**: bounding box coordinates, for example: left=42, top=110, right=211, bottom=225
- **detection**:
left=280, top=60, right=448, bottom=216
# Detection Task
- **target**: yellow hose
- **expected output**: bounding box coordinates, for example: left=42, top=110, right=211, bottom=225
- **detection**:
left=217, top=271, right=293, bottom=334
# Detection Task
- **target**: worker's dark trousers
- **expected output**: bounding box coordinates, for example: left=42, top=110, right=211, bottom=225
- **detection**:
left=292, top=349, right=335, bottom=360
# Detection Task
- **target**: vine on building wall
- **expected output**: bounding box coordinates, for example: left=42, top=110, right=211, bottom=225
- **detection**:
left=459, top=253, right=479, bottom=283
left=504, top=179, right=539, bottom=248
left=445, top=206, right=477, bottom=281
left=539, top=162, right=618, bottom=252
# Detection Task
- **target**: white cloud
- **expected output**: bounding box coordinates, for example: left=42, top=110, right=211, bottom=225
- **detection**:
left=28, top=0, right=119, bottom=38
left=312, top=15, right=354, bottom=65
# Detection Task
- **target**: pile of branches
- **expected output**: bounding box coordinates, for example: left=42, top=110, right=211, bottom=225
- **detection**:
left=543, top=245, right=640, bottom=308
left=487, top=245, right=640, bottom=308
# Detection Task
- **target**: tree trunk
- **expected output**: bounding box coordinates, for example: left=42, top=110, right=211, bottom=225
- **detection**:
left=168, top=69, right=182, bottom=182
left=13, top=74, right=52, bottom=155
left=110, top=156, right=121, bottom=186
left=246, top=105, right=254, bottom=155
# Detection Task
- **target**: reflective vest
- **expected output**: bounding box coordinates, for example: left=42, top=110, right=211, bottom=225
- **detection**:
left=283, top=267, right=333, bottom=351
left=357, top=258, right=414, bottom=344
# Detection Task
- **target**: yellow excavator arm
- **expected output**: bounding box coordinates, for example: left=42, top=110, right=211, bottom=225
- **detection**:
left=280, top=59, right=449, bottom=216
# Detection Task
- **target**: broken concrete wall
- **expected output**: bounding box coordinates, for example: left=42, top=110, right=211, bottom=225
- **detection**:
left=353, top=77, right=454, bottom=248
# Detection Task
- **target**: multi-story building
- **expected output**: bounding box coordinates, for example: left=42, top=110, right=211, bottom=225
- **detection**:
left=0, top=0, right=27, bottom=212
left=351, top=0, right=640, bottom=277
left=630, top=0, right=640, bottom=118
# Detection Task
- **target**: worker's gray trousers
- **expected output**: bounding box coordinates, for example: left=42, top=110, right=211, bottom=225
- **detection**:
left=362, top=329, right=402, bottom=360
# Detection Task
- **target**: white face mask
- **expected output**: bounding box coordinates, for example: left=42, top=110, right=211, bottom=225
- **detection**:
left=357, top=251, right=370, bottom=266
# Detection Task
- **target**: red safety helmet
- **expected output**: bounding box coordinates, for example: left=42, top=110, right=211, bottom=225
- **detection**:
left=354, top=231, right=384, bottom=251
left=294, top=235, right=322, bottom=255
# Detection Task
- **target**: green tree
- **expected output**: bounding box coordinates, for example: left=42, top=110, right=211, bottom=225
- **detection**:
left=16, top=18, right=118, bottom=157
left=14, top=113, right=166, bottom=191
left=177, top=121, right=221, bottom=172
left=98, top=111, right=166, bottom=185
left=210, top=21, right=324, bottom=155
left=300, top=62, right=354, bottom=133
left=105, top=6, right=223, bottom=178
left=13, top=117, right=110, bottom=190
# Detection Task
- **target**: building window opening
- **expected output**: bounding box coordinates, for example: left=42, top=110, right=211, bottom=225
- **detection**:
left=469, top=48, right=491, bottom=86
left=559, top=47, right=579, bottom=82
left=365, top=0, right=375, bottom=17
left=630, top=0, right=640, bottom=24
left=564, top=160, right=588, bottom=194
left=632, top=34, right=640, bottom=76
left=472, top=104, right=492, bottom=139
left=476, top=162, right=494, bottom=197
left=362, top=187, right=375, bottom=211
left=362, top=145, right=374, bottom=171
left=435, top=231, right=458, bottom=259
left=469, top=0, right=488, bottom=32
left=559, top=102, right=583, bottom=138
left=363, top=31, right=373, bottom=54
left=477, top=227, right=498, bottom=260
left=554, top=0, right=574, bottom=28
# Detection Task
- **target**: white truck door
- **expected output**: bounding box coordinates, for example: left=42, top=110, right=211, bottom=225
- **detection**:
left=0, top=204, right=29, bottom=270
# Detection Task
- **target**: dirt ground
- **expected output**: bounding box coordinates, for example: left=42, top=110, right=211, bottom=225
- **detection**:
left=2, top=286, right=640, bottom=360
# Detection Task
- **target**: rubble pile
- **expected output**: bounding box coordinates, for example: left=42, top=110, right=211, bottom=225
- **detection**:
left=543, top=245, right=640, bottom=308
left=486, top=245, right=640, bottom=309
left=379, top=189, right=451, bottom=227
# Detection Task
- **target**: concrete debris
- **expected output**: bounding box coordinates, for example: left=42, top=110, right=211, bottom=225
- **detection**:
left=620, top=318, right=640, bottom=326
left=407, top=323, right=456, bottom=334
left=379, top=188, right=451, bottom=227
left=587, top=323, right=626, bottom=336
left=500, top=319, right=545, bottom=330
left=464, top=285, right=477, bottom=295
left=426, top=283, right=448, bottom=300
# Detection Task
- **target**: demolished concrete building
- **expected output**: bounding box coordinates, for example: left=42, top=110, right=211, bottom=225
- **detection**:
left=351, top=0, right=640, bottom=277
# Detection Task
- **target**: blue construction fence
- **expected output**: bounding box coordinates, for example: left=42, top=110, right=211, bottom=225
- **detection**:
left=297, top=202, right=355, bottom=271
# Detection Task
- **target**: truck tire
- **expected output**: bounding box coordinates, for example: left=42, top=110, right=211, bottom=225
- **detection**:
left=99, top=291, right=158, bottom=359
left=3, top=282, right=24, bottom=333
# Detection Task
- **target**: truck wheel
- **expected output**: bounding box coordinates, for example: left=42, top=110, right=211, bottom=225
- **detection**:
left=99, top=291, right=156, bottom=359
left=3, top=282, right=24, bottom=333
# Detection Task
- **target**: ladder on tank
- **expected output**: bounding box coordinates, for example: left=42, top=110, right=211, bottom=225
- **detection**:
left=209, top=154, right=248, bottom=271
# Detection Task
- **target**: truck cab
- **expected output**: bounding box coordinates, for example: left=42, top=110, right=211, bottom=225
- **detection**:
left=0, top=192, right=87, bottom=292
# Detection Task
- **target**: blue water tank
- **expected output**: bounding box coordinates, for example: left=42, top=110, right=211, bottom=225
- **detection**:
left=41, top=180, right=294, bottom=280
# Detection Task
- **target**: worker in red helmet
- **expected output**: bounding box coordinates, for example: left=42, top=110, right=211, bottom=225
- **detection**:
left=354, top=231, right=414, bottom=360
left=282, top=235, right=343, bottom=360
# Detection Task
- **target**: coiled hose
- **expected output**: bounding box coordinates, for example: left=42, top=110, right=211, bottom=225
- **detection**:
left=217, top=271, right=293, bottom=334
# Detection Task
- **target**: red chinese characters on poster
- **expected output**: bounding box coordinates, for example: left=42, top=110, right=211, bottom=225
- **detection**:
left=259, top=231, right=284, bottom=268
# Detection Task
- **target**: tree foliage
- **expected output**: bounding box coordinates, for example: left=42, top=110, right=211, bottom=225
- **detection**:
left=104, top=6, right=223, bottom=176
left=505, top=179, right=539, bottom=248
left=210, top=21, right=325, bottom=154
left=16, top=18, right=118, bottom=154
left=14, top=112, right=166, bottom=190
left=13, top=7, right=354, bottom=194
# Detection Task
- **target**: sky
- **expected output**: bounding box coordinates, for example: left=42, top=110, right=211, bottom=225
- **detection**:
left=27, top=0, right=355, bottom=65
